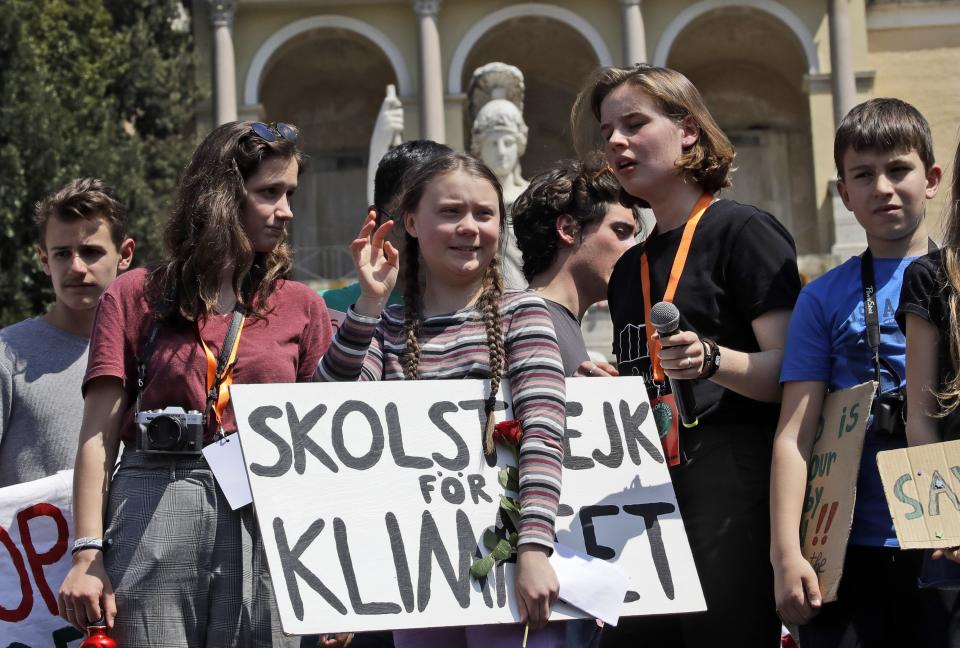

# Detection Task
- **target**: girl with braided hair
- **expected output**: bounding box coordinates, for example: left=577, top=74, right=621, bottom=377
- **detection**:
left=317, top=151, right=567, bottom=647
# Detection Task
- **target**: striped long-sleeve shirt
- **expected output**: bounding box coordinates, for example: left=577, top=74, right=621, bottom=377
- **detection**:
left=316, top=290, right=565, bottom=549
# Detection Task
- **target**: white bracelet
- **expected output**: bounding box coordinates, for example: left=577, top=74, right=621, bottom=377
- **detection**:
left=71, top=536, right=104, bottom=555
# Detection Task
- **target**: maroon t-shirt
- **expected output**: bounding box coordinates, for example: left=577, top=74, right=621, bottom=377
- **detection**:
left=84, top=267, right=332, bottom=445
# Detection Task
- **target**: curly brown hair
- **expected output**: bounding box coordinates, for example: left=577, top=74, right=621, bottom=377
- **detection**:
left=146, top=121, right=304, bottom=322
left=512, top=158, right=641, bottom=281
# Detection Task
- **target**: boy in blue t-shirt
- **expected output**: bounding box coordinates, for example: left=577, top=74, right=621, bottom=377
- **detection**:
left=770, top=98, right=952, bottom=646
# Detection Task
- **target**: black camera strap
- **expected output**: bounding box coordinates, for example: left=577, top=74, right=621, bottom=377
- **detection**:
left=860, top=240, right=936, bottom=394
left=203, top=305, right=245, bottom=431
left=134, top=321, right=162, bottom=417
left=134, top=304, right=245, bottom=424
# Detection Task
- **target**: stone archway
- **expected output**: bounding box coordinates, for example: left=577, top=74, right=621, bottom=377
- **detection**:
left=666, top=6, right=819, bottom=253
left=255, top=27, right=399, bottom=282
left=458, top=15, right=602, bottom=177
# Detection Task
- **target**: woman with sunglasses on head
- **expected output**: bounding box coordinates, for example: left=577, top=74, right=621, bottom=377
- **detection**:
left=58, top=121, right=337, bottom=647
left=572, top=65, right=801, bottom=648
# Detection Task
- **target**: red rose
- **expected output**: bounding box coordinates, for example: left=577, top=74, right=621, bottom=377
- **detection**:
left=493, top=419, right=522, bottom=446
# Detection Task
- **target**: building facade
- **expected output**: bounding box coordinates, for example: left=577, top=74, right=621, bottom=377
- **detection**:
left=193, top=0, right=960, bottom=283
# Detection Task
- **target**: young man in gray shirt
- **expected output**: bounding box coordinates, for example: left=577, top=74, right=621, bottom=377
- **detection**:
left=0, top=178, right=134, bottom=487
left=512, top=159, right=638, bottom=378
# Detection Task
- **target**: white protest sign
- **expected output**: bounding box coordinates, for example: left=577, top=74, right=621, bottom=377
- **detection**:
left=231, top=377, right=705, bottom=635
left=0, top=470, right=84, bottom=647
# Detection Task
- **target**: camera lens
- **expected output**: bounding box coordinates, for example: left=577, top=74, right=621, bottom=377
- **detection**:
left=147, top=415, right=184, bottom=451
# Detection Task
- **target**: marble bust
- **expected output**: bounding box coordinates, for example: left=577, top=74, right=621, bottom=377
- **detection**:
left=468, top=63, right=530, bottom=289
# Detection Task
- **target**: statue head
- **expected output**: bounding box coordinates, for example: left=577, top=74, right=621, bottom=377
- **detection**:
left=471, top=98, right=528, bottom=182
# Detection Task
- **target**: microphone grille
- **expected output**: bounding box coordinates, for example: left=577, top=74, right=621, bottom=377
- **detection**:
left=650, top=301, right=680, bottom=333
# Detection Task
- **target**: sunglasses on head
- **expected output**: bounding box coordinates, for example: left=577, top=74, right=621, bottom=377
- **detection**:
left=250, top=121, right=299, bottom=143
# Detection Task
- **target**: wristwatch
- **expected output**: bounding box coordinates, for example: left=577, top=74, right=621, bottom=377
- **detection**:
left=700, top=337, right=721, bottom=380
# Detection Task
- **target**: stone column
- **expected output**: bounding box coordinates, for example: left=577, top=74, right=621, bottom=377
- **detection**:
left=414, top=0, right=446, bottom=143
left=827, top=0, right=857, bottom=127
left=620, top=0, right=647, bottom=65
left=208, top=0, right=238, bottom=125
left=826, top=1, right=862, bottom=258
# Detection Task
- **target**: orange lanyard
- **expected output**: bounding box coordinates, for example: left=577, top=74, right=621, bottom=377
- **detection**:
left=198, top=318, right=244, bottom=430
left=640, top=193, right=714, bottom=383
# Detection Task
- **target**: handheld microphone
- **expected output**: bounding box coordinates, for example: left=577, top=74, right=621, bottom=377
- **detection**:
left=650, top=301, right=699, bottom=428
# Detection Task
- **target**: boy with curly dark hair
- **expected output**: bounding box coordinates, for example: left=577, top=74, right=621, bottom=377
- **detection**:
left=512, top=159, right=640, bottom=377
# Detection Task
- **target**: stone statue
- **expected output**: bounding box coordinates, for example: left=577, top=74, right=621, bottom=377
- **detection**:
left=468, top=63, right=529, bottom=290
left=367, top=84, right=404, bottom=206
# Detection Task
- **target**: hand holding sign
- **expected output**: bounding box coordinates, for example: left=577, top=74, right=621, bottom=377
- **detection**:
left=773, top=552, right=822, bottom=625
left=932, top=546, right=960, bottom=564
left=351, top=210, right=399, bottom=316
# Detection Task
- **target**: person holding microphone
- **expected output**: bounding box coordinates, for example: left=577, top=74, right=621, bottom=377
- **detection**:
left=572, top=64, right=800, bottom=647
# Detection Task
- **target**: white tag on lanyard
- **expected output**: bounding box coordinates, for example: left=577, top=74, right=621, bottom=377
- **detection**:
left=202, top=433, right=252, bottom=510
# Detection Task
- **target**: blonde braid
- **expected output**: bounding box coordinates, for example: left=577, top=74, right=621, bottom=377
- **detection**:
left=403, top=235, right=423, bottom=380
left=478, top=259, right=505, bottom=453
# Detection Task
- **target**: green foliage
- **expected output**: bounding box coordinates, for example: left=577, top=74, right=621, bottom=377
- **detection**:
left=0, top=0, right=200, bottom=326
left=470, top=531, right=520, bottom=579
left=498, top=465, right=520, bottom=492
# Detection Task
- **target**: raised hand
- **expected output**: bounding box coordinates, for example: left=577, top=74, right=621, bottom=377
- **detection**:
left=352, top=209, right=400, bottom=317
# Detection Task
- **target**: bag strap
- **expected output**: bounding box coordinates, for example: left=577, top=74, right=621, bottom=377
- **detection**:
left=203, top=305, right=245, bottom=431
left=134, top=303, right=244, bottom=420
left=135, top=320, right=161, bottom=416
left=860, top=239, right=937, bottom=393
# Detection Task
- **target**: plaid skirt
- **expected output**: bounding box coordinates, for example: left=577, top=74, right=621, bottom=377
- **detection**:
left=103, top=451, right=298, bottom=648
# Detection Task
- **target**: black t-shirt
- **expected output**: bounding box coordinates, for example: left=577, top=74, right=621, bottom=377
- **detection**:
left=608, top=199, right=801, bottom=449
left=897, top=249, right=960, bottom=440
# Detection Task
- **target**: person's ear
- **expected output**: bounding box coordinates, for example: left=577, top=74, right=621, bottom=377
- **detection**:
left=680, top=115, right=700, bottom=150
left=556, top=214, right=578, bottom=246
left=404, top=213, right=418, bottom=239
left=37, top=246, right=51, bottom=276
left=117, top=238, right=136, bottom=272
left=836, top=177, right=853, bottom=211
left=925, top=164, right=943, bottom=200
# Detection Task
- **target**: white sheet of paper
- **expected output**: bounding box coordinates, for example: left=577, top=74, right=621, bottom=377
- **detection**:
left=549, top=543, right=628, bottom=627
left=202, top=434, right=252, bottom=509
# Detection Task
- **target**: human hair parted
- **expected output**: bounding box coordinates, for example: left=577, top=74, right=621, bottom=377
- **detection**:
left=146, top=121, right=303, bottom=322
left=34, top=177, right=128, bottom=250
left=397, top=152, right=506, bottom=453
left=571, top=64, right=735, bottom=199
left=512, top=158, right=637, bottom=281
left=935, top=141, right=960, bottom=416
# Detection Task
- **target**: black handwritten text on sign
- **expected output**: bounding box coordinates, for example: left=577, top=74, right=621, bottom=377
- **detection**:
left=230, top=377, right=705, bottom=634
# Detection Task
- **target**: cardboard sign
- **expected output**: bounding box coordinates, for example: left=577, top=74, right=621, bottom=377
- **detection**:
left=877, top=439, right=960, bottom=549
left=0, top=471, right=84, bottom=647
left=231, top=377, right=705, bottom=635
left=799, top=381, right=875, bottom=603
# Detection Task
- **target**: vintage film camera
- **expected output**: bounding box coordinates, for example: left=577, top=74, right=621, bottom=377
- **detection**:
left=135, top=406, right=204, bottom=455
